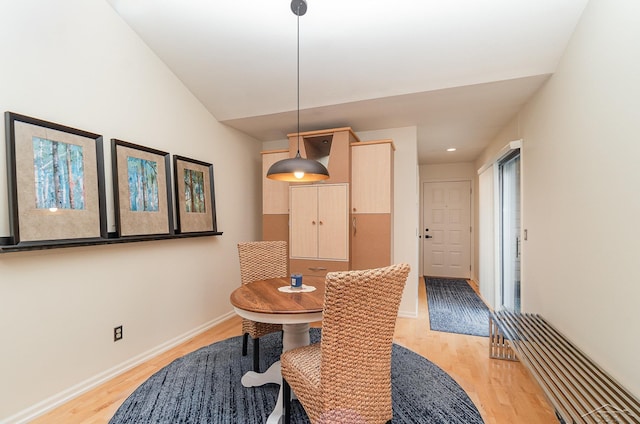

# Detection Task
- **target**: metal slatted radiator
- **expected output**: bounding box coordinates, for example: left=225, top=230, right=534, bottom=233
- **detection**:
left=490, top=311, right=640, bottom=424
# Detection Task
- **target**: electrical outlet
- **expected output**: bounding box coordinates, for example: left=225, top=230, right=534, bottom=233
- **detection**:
left=114, top=325, right=123, bottom=342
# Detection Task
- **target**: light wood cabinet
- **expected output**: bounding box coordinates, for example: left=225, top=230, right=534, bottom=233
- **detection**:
left=290, top=184, right=349, bottom=261
left=262, top=129, right=394, bottom=276
left=351, top=141, right=393, bottom=214
left=288, top=127, right=359, bottom=184
left=350, top=140, right=395, bottom=270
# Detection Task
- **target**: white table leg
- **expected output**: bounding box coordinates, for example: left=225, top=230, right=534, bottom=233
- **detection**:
left=241, top=361, right=281, bottom=387
left=267, top=389, right=284, bottom=424
left=282, top=323, right=311, bottom=351
left=237, top=323, right=311, bottom=424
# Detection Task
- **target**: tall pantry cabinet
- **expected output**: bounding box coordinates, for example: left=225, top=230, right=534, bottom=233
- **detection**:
left=350, top=140, right=395, bottom=270
left=261, top=127, right=394, bottom=277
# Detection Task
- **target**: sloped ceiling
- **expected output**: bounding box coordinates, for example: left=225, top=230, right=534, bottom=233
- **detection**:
left=108, top=0, right=588, bottom=164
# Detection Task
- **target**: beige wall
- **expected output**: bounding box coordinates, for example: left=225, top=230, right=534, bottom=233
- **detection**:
left=0, top=1, right=262, bottom=421
left=477, top=0, right=640, bottom=396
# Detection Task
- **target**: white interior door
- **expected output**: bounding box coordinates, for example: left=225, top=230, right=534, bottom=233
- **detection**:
left=422, top=181, right=471, bottom=278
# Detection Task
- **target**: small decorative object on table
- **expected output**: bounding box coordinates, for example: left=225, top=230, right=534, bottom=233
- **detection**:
left=290, top=273, right=303, bottom=289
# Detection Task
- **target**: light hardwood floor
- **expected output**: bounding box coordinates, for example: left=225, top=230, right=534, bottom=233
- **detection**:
left=31, top=279, right=558, bottom=424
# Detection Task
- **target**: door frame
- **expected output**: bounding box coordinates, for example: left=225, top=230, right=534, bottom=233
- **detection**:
left=420, top=178, right=474, bottom=278
left=497, top=149, right=521, bottom=311
left=476, top=139, right=523, bottom=310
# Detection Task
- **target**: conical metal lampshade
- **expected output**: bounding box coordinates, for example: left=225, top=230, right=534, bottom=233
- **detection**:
left=266, top=152, right=329, bottom=182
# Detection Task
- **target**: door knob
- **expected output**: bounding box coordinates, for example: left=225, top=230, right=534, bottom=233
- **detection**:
left=425, top=235, right=433, bottom=239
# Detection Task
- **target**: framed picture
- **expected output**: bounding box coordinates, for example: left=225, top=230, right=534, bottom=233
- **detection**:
left=111, top=139, right=173, bottom=237
left=4, top=112, right=107, bottom=245
left=173, top=155, right=218, bottom=234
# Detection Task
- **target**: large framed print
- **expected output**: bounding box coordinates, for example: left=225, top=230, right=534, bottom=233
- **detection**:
left=4, top=112, right=107, bottom=245
left=111, top=139, right=173, bottom=237
left=173, top=155, right=218, bottom=234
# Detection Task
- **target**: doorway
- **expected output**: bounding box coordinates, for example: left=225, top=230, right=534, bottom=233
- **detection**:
left=499, top=150, right=521, bottom=311
left=422, top=181, right=471, bottom=278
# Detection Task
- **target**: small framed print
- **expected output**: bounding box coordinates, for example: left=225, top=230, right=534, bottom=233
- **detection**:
left=173, top=155, right=218, bottom=234
left=111, top=139, right=173, bottom=237
left=4, top=112, right=107, bottom=245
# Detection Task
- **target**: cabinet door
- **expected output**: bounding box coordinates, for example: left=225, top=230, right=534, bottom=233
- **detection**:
left=318, top=184, right=349, bottom=260
left=351, top=214, right=391, bottom=270
left=351, top=142, right=392, bottom=213
left=290, top=185, right=318, bottom=258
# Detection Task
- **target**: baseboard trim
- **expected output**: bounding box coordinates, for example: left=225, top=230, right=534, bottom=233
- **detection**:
left=398, top=297, right=419, bottom=318
left=4, top=311, right=236, bottom=424
left=398, top=310, right=418, bottom=318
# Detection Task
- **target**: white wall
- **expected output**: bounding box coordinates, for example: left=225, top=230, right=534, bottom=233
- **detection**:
left=477, top=0, right=640, bottom=396
left=419, top=162, right=476, bottom=182
left=0, top=1, right=262, bottom=421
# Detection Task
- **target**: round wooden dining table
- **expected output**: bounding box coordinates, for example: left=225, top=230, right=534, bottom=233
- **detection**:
left=230, top=276, right=325, bottom=424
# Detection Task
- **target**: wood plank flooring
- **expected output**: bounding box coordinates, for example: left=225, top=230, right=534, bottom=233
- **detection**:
left=30, top=279, right=558, bottom=424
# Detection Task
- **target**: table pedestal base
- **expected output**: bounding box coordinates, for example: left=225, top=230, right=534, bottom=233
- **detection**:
left=240, top=323, right=311, bottom=424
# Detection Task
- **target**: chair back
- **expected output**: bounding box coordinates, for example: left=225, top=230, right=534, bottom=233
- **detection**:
left=320, top=263, right=410, bottom=422
left=237, top=241, right=288, bottom=285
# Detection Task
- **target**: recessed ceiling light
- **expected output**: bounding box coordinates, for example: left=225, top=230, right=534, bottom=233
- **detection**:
left=447, top=148, right=457, bottom=152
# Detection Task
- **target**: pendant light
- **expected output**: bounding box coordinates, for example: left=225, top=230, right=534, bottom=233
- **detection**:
left=266, top=0, right=330, bottom=182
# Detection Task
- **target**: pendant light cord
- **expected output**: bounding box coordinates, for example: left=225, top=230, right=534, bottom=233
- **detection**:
left=296, top=2, right=301, bottom=156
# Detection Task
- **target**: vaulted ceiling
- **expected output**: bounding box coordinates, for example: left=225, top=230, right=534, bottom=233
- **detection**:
left=108, top=0, right=588, bottom=164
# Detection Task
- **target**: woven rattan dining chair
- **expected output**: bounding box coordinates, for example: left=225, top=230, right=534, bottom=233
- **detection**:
left=237, top=240, right=288, bottom=372
left=281, top=263, right=411, bottom=424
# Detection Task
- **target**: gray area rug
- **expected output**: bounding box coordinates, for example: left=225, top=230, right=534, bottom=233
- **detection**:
left=110, top=329, right=484, bottom=423
left=425, top=277, right=490, bottom=337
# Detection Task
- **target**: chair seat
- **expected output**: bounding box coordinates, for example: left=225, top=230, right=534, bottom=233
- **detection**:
left=242, top=319, right=282, bottom=339
left=281, top=343, right=324, bottom=423
left=281, top=343, right=322, bottom=390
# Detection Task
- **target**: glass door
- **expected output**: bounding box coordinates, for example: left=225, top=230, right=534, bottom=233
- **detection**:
left=499, top=150, right=521, bottom=312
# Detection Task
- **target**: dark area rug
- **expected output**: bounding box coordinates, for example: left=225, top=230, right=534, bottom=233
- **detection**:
left=425, top=277, right=490, bottom=337
left=110, top=329, right=484, bottom=423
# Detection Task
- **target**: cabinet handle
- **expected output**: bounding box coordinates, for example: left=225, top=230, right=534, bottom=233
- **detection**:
left=308, top=267, right=327, bottom=271
left=319, top=221, right=323, bottom=225
left=312, top=220, right=316, bottom=225
left=353, top=216, right=357, bottom=236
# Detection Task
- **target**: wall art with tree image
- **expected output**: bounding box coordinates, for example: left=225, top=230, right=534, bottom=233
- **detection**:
left=127, top=156, right=160, bottom=212
left=3, top=112, right=107, bottom=245
left=173, top=155, right=217, bottom=234
left=112, top=139, right=173, bottom=237
left=33, top=137, right=86, bottom=210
